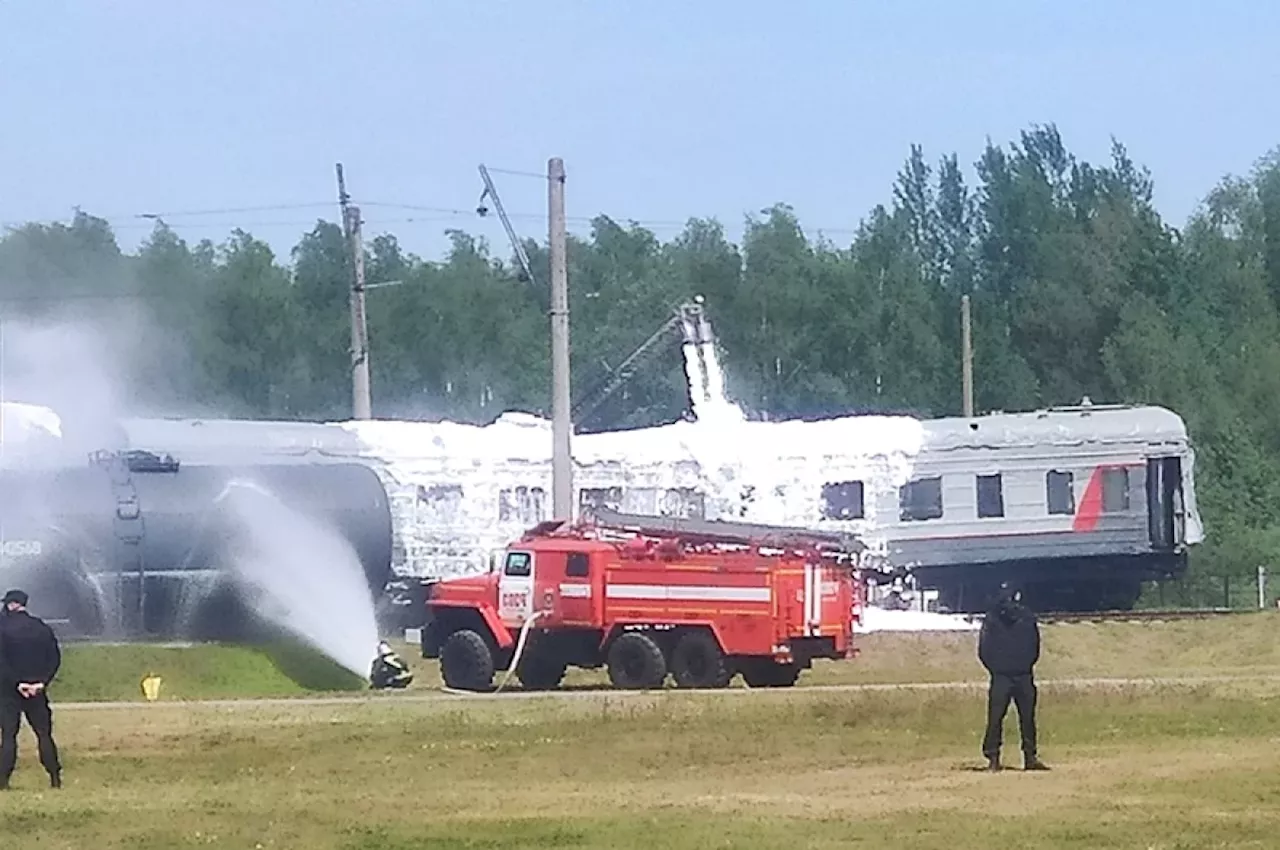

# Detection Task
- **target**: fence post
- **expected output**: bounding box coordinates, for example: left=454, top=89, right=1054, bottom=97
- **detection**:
left=1224, top=575, right=1231, bottom=609
left=1259, top=566, right=1268, bottom=610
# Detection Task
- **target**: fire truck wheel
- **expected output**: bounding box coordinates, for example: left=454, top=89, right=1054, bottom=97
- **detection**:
left=670, top=631, right=731, bottom=689
left=440, top=629, right=495, bottom=691
left=740, top=661, right=801, bottom=688
left=606, top=632, right=667, bottom=690
left=516, top=653, right=567, bottom=690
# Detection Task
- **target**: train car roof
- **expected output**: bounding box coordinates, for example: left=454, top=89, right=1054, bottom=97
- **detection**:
left=922, top=404, right=1190, bottom=452
left=340, top=411, right=928, bottom=466
left=111, top=404, right=1192, bottom=467
left=117, top=417, right=367, bottom=463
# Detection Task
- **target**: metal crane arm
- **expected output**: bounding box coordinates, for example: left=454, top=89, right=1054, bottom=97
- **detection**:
left=571, top=310, right=681, bottom=424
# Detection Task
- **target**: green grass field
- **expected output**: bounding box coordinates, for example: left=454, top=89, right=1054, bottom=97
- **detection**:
left=51, top=639, right=366, bottom=702
left=7, top=614, right=1280, bottom=848
left=47, top=611, right=1280, bottom=703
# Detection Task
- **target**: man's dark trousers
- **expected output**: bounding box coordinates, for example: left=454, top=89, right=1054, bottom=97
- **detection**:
left=981, top=672, right=1037, bottom=762
left=0, top=692, right=61, bottom=785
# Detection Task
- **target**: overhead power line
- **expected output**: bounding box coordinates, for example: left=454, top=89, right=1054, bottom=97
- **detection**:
left=136, top=202, right=336, bottom=218
left=481, top=166, right=548, bottom=180
left=0, top=215, right=470, bottom=232
left=356, top=201, right=780, bottom=233
left=2, top=199, right=866, bottom=237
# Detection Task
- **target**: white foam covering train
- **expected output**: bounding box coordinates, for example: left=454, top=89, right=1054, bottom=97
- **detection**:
left=0, top=315, right=1203, bottom=617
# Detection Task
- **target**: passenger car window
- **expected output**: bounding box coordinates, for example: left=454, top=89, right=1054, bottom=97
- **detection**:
left=1102, top=467, right=1130, bottom=513
left=579, top=487, right=622, bottom=514
left=976, top=474, right=1004, bottom=518
left=821, top=481, right=865, bottom=520
left=499, top=487, right=545, bottom=524
left=899, top=477, right=943, bottom=521
left=1046, top=470, right=1074, bottom=515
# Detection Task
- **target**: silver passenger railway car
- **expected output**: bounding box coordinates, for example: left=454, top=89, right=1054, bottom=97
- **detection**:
left=875, top=403, right=1202, bottom=612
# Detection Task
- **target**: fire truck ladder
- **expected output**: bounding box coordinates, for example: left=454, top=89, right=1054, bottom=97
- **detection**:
left=583, top=509, right=861, bottom=640
left=584, top=508, right=864, bottom=555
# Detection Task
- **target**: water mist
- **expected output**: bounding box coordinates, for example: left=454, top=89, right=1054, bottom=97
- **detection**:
left=213, top=479, right=379, bottom=678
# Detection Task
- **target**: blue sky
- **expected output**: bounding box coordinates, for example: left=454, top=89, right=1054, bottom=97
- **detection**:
left=2, top=1, right=1276, bottom=263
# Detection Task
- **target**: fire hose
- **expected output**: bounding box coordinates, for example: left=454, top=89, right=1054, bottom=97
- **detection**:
left=492, top=609, right=544, bottom=694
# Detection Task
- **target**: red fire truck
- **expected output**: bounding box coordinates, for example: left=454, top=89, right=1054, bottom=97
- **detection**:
left=420, top=509, right=865, bottom=692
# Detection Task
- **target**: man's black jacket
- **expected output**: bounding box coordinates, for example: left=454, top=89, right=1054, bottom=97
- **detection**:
left=978, top=591, right=1040, bottom=676
left=0, top=610, right=62, bottom=694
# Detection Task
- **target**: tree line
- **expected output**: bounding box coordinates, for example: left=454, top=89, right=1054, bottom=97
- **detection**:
left=3, top=123, right=1279, bottom=580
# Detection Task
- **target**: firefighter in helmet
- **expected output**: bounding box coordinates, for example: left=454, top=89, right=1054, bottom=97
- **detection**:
left=370, top=641, right=414, bottom=690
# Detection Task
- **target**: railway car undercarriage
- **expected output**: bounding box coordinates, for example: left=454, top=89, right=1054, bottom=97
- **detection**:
left=918, top=551, right=1186, bottom=615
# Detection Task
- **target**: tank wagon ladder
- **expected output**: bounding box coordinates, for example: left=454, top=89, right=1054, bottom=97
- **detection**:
left=87, top=450, right=145, bottom=636
left=89, top=449, right=179, bottom=637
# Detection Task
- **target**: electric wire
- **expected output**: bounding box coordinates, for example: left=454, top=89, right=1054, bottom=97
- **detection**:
left=3, top=196, right=862, bottom=236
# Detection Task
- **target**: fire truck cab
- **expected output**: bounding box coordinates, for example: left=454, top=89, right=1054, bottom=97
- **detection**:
left=421, top=509, right=865, bottom=692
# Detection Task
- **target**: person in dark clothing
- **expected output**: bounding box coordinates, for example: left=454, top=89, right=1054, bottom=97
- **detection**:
left=370, top=641, right=414, bottom=690
left=0, top=589, right=63, bottom=789
left=978, top=583, right=1049, bottom=772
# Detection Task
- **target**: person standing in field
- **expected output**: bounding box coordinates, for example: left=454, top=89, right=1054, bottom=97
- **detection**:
left=0, top=589, right=63, bottom=790
left=978, top=582, right=1049, bottom=772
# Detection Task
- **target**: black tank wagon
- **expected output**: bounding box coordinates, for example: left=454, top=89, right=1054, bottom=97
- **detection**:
left=0, top=446, right=394, bottom=638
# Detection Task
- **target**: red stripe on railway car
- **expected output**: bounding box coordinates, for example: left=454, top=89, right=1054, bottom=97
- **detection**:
left=1073, top=466, right=1106, bottom=532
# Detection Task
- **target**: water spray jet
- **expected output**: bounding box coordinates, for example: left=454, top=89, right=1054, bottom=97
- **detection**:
left=212, top=477, right=381, bottom=678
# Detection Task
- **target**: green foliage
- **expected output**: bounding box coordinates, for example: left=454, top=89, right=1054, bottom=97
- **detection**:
left=3, top=126, right=1280, bottom=577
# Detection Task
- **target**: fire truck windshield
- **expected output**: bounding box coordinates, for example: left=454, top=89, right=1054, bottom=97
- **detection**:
left=504, top=551, right=531, bottom=576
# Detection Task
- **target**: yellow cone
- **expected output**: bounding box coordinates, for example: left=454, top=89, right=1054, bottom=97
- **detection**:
left=141, top=673, right=163, bottom=702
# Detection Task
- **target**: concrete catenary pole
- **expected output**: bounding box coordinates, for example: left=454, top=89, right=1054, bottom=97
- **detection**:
left=961, top=293, right=974, bottom=418
left=336, top=164, right=372, bottom=419
left=548, top=157, right=573, bottom=520
left=347, top=204, right=372, bottom=420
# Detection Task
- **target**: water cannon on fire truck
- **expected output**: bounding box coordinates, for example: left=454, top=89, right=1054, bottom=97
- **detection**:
left=420, top=509, right=868, bottom=692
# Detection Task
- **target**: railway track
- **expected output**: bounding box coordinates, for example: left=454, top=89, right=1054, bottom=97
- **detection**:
left=1038, top=607, right=1248, bottom=624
